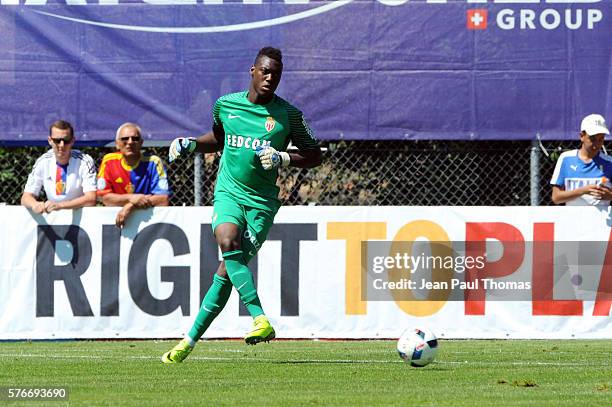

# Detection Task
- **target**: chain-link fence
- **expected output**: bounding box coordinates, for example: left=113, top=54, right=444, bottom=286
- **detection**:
left=0, top=140, right=585, bottom=207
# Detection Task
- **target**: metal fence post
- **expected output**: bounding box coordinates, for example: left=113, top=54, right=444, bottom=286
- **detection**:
left=194, top=152, right=202, bottom=206
left=530, top=138, right=540, bottom=206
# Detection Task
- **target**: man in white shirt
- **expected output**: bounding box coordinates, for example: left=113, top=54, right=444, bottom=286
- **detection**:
left=21, top=120, right=97, bottom=214
left=551, top=113, right=612, bottom=206
left=549, top=114, right=612, bottom=299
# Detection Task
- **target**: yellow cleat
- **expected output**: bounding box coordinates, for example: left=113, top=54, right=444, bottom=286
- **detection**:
left=245, top=315, right=276, bottom=345
left=161, top=339, right=193, bottom=363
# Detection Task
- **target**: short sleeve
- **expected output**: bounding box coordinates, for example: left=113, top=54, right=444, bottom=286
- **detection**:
left=603, top=158, right=612, bottom=179
left=81, top=154, right=97, bottom=193
left=212, top=98, right=222, bottom=127
left=96, top=154, right=114, bottom=196
left=149, top=156, right=171, bottom=195
left=23, top=156, right=45, bottom=196
left=550, top=156, right=566, bottom=187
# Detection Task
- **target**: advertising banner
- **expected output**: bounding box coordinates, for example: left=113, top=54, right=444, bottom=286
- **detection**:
left=0, top=205, right=610, bottom=340
left=0, top=1, right=611, bottom=143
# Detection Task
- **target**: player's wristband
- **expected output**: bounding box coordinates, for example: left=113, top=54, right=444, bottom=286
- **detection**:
left=279, top=151, right=290, bottom=167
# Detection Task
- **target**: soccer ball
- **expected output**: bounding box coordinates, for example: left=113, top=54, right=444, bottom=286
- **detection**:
left=396, top=327, right=439, bottom=367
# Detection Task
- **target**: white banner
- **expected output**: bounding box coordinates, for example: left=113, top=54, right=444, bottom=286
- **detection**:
left=0, top=205, right=611, bottom=340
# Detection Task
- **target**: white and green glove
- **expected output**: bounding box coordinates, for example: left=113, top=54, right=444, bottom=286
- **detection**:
left=256, top=146, right=290, bottom=170
left=169, top=137, right=196, bottom=163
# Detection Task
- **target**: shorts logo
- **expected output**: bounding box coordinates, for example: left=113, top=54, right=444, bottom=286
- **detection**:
left=243, top=229, right=262, bottom=252
left=265, top=116, right=276, bottom=132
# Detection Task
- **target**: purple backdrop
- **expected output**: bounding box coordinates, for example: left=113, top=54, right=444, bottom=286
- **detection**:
left=0, top=1, right=610, bottom=144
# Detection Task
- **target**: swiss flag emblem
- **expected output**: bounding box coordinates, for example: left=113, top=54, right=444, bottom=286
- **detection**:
left=467, top=9, right=487, bottom=30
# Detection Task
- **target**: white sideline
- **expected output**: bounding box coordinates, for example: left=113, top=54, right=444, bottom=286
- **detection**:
left=0, top=353, right=607, bottom=366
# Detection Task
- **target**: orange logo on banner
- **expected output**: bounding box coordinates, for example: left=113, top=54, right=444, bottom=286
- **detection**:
left=265, top=116, right=276, bottom=132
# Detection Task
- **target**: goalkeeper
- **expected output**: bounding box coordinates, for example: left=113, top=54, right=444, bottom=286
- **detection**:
left=162, top=47, right=322, bottom=363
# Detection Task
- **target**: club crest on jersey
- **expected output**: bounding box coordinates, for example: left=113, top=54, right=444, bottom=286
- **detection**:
left=56, top=180, right=66, bottom=195
left=265, top=116, right=276, bottom=132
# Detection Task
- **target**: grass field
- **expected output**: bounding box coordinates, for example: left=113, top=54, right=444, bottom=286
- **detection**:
left=0, top=339, right=610, bottom=406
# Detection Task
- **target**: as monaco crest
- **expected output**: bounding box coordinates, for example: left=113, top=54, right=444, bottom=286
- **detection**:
left=265, top=116, right=276, bottom=132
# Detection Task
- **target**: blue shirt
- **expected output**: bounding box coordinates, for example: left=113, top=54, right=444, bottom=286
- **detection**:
left=550, top=150, right=612, bottom=206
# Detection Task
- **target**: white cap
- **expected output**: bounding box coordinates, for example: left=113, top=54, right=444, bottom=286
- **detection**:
left=581, top=114, right=609, bottom=136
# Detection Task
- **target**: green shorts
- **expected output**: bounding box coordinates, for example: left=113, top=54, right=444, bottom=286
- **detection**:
left=211, top=194, right=277, bottom=263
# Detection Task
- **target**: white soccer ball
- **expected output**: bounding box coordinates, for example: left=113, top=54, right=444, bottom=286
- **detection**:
left=396, top=327, right=439, bottom=367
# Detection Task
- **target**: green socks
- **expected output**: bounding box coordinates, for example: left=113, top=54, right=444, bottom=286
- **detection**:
left=187, top=250, right=265, bottom=343
left=223, top=251, right=265, bottom=318
left=187, top=273, right=232, bottom=342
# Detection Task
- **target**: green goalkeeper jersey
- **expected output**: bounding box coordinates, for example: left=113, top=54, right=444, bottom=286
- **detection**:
left=212, top=91, right=319, bottom=210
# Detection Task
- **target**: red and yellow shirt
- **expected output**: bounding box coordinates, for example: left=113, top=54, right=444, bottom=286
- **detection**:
left=97, top=152, right=170, bottom=196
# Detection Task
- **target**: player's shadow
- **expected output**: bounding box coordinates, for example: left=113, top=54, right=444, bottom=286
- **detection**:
left=26, top=205, right=85, bottom=226
left=26, top=207, right=88, bottom=265
left=270, top=360, right=447, bottom=369
left=269, top=360, right=449, bottom=371
left=118, top=208, right=154, bottom=240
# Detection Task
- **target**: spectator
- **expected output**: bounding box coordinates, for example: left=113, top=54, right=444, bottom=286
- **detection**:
left=97, top=122, right=170, bottom=227
left=551, top=114, right=612, bottom=206
left=21, top=120, right=96, bottom=213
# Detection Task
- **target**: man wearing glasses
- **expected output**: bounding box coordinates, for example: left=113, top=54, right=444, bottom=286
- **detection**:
left=97, top=122, right=170, bottom=227
left=21, top=120, right=97, bottom=213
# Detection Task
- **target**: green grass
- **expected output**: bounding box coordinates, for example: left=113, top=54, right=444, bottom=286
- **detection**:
left=0, top=340, right=609, bottom=406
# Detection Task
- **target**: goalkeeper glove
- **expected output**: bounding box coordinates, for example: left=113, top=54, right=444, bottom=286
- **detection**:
left=256, top=146, right=290, bottom=170
left=169, top=137, right=197, bottom=163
